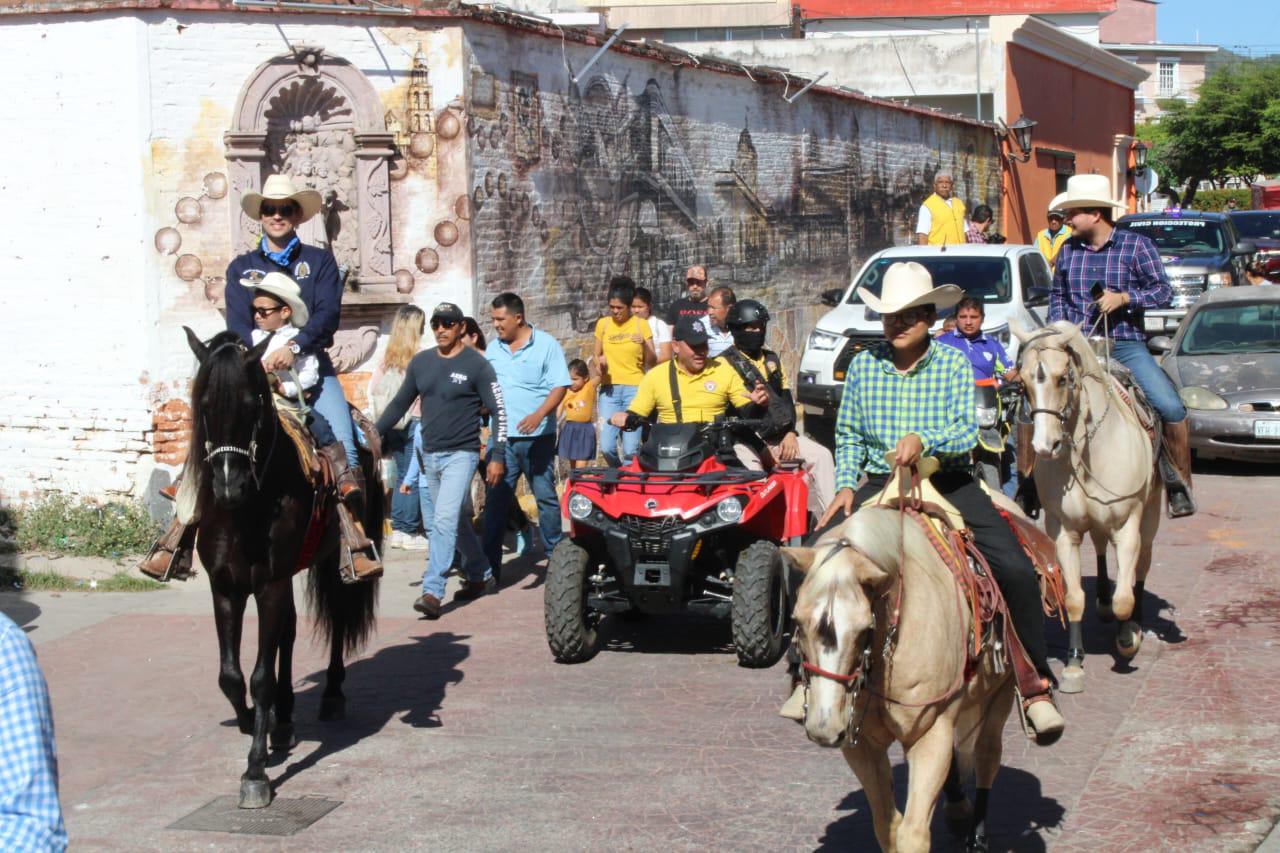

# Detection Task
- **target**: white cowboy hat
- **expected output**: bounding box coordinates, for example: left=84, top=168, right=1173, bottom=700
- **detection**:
left=240, top=271, right=310, bottom=327
left=240, top=174, right=323, bottom=223
left=858, top=261, right=963, bottom=315
left=1048, top=174, right=1125, bottom=213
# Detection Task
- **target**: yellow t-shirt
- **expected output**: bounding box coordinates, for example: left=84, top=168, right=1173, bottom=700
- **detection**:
left=629, top=358, right=751, bottom=424
left=560, top=379, right=596, bottom=423
left=595, top=315, right=653, bottom=386
left=744, top=351, right=789, bottom=392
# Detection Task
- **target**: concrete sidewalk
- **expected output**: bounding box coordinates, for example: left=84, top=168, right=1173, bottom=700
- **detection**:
left=5, top=461, right=1279, bottom=850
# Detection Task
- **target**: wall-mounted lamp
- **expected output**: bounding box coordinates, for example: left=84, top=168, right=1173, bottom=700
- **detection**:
left=1129, top=140, right=1149, bottom=176
left=998, top=114, right=1037, bottom=163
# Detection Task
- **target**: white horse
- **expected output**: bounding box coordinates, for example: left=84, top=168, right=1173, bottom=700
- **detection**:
left=1014, top=321, right=1162, bottom=692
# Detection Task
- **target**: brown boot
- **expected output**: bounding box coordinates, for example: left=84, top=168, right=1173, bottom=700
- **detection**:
left=1160, top=420, right=1196, bottom=518
left=320, top=443, right=364, bottom=510
left=335, top=503, right=382, bottom=583
left=137, top=519, right=196, bottom=581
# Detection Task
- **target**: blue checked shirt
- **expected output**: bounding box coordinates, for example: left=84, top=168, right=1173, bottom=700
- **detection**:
left=834, top=340, right=977, bottom=491
left=0, top=614, right=67, bottom=852
left=1050, top=228, right=1172, bottom=342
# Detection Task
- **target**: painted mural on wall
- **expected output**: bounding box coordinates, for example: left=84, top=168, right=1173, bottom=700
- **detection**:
left=464, top=30, right=999, bottom=364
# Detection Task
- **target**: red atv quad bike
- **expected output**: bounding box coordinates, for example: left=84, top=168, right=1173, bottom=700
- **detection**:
left=544, top=417, right=810, bottom=667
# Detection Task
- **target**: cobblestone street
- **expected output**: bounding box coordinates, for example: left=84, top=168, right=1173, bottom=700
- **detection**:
left=4, top=461, right=1278, bottom=851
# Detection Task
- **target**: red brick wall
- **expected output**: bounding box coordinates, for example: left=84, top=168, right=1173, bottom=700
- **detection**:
left=1099, top=0, right=1157, bottom=44
left=1002, top=43, right=1135, bottom=243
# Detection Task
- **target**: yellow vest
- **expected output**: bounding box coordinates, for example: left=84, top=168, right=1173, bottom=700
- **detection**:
left=923, top=193, right=966, bottom=245
left=1036, top=227, right=1071, bottom=271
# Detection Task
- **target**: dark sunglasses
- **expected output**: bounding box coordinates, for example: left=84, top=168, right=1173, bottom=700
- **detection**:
left=686, top=278, right=705, bottom=286
left=259, top=201, right=298, bottom=218
left=252, top=305, right=285, bottom=318
left=885, top=308, right=931, bottom=326
left=430, top=318, right=460, bottom=330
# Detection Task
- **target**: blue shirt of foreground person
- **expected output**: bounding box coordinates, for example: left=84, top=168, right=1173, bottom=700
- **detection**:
left=0, top=612, right=67, bottom=852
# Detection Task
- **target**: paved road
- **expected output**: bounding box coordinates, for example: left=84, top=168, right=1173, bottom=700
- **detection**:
left=5, top=461, right=1279, bottom=850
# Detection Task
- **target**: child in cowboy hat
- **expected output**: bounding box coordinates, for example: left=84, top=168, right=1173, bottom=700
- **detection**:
left=781, top=261, right=1066, bottom=745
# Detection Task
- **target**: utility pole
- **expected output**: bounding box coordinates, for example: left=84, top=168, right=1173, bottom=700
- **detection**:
left=973, top=18, right=982, bottom=122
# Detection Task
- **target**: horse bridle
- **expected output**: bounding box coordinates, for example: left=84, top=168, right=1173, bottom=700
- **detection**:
left=1019, top=333, right=1080, bottom=425
left=201, top=340, right=277, bottom=491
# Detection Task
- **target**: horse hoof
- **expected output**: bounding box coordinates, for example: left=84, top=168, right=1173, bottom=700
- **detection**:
left=319, top=696, right=346, bottom=722
left=943, top=798, right=973, bottom=837
left=1116, top=622, right=1143, bottom=658
left=1059, top=666, right=1085, bottom=694
left=270, top=724, right=297, bottom=751
left=238, top=779, right=272, bottom=809
left=1097, top=601, right=1115, bottom=623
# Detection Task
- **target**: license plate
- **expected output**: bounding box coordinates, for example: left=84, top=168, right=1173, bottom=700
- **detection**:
left=802, top=404, right=824, bottom=416
left=1255, top=420, right=1280, bottom=439
left=1144, top=316, right=1165, bottom=332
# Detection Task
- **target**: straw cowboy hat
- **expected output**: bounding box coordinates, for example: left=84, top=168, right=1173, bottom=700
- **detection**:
left=240, top=271, right=310, bottom=328
left=858, top=261, right=963, bottom=315
left=1048, top=174, right=1125, bottom=213
left=239, top=174, right=323, bottom=223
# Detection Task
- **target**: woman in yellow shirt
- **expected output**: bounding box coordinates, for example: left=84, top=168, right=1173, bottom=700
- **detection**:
left=558, top=360, right=597, bottom=469
left=594, top=277, right=656, bottom=466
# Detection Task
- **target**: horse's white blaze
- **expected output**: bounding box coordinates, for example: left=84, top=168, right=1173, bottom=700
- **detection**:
left=805, top=589, right=871, bottom=743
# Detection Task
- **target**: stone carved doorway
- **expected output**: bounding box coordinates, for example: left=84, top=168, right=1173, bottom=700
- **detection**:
left=225, top=47, right=397, bottom=298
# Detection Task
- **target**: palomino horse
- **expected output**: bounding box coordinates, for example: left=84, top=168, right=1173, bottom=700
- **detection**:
left=1013, top=320, right=1162, bottom=692
left=180, top=328, right=381, bottom=808
left=784, top=506, right=1015, bottom=853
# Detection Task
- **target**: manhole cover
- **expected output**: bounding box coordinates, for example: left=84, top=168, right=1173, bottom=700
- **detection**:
left=169, top=796, right=341, bottom=836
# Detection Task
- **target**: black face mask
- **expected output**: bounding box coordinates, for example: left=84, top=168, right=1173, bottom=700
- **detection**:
left=732, top=329, right=766, bottom=356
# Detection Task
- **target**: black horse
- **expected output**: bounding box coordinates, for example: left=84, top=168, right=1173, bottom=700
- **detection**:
left=182, top=328, right=381, bottom=808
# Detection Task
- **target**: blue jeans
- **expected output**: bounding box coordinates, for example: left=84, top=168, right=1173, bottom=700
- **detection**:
left=597, top=384, right=639, bottom=467
left=1111, top=340, right=1187, bottom=423
left=417, top=450, right=490, bottom=599
left=483, top=434, right=562, bottom=571
left=388, top=418, right=421, bottom=534
left=312, top=374, right=359, bottom=467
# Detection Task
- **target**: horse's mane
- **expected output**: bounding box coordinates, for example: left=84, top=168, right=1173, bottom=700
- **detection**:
left=1028, top=321, right=1143, bottom=429
left=805, top=506, right=906, bottom=599
left=176, top=331, right=258, bottom=523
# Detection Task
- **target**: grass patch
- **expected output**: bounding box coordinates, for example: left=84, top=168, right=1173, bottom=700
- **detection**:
left=0, top=567, right=166, bottom=593
left=5, top=495, right=160, bottom=559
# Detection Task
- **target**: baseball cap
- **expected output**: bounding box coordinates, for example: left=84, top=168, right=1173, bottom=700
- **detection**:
left=673, top=316, right=710, bottom=346
left=431, top=302, right=465, bottom=323
left=685, top=264, right=707, bottom=284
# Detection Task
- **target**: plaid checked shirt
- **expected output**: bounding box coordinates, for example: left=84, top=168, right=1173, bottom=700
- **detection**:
left=0, top=614, right=67, bottom=852
left=1050, top=227, right=1172, bottom=342
left=834, top=340, right=977, bottom=491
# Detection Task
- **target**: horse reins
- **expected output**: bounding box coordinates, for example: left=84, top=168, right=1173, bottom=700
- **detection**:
left=201, top=340, right=279, bottom=492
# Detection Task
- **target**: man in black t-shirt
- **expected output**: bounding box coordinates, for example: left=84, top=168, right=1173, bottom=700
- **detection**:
left=376, top=303, right=508, bottom=619
left=664, top=264, right=710, bottom=326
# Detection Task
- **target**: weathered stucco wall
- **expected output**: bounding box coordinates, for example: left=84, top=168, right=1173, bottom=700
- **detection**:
left=462, top=21, right=1002, bottom=366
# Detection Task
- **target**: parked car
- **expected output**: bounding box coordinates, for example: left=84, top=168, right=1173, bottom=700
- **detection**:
left=1228, top=210, right=1280, bottom=283
left=1116, top=211, right=1256, bottom=336
left=1150, top=287, right=1280, bottom=463
left=796, top=245, right=1051, bottom=449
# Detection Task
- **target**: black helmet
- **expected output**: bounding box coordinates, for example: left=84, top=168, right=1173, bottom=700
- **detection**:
left=727, top=299, right=770, bottom=328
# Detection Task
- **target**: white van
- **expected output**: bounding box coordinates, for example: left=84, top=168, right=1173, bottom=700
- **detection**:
left=796, top=244, right=1053, bottom=448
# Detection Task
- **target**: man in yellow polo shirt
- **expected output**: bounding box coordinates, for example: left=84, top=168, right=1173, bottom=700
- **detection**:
left=609, top=317, right=769, bottom=428
left=915, top=172, right=968, bottom=246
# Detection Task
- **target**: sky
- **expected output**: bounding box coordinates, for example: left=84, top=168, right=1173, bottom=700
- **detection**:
left=1156, top=0, right=1280, bottom=56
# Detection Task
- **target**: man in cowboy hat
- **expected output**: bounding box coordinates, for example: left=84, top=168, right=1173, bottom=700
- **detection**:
left=915, top=172, right=968, bottom=246
left=794, top=261, right=1065, bottom=744
left=1048, top=174, right=1194, bottom=517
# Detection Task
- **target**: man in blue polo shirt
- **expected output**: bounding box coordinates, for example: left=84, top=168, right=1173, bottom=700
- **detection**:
left=483, top=292, right=572, bottom=575
left=937, top=296, right=1017, bottom=383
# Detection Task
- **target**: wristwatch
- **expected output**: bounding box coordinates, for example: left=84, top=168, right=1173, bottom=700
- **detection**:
left=289, top=341, right=301, bottom=355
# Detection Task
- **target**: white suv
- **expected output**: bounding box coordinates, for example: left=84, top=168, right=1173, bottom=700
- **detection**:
left=797, top=244, right=1053, bottom=448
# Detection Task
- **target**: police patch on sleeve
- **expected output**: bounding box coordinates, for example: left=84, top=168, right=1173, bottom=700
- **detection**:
left=241, top=269, right=267, bottom=285
left=293, top=261, right=311, bottom=280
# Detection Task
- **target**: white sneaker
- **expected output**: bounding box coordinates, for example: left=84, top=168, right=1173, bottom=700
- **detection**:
left=388, top=531, right=409, bottom=549
left=402, top=534, right=429, bottom=551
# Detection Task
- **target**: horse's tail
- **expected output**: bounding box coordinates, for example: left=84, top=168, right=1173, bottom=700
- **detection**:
left=307, top=450, right=382, bottom=656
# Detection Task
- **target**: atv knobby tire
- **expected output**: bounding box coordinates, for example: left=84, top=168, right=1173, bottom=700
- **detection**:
left=731, top=540, right=787, bottom=668
left=544, top=540, right=600, bottom=663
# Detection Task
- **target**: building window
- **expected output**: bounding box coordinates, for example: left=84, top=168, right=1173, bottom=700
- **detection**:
left=1158, top=60, right=1177, bottom=96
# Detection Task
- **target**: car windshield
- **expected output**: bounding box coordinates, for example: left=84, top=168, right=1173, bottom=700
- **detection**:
left=1178, top=301, right=1280, bottom=355
left=1230, top=213, right=1280, bottom=241
left=1120, top=219, right=1226, bottom=255
left=849, top=256, right=1012, bottom=309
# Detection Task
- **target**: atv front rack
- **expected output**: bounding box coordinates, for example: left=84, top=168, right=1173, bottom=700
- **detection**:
left=569, top=466, right=769, bottom=487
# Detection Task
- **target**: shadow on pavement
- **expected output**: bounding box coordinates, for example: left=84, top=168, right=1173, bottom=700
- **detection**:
left=817, top=763, right=1063, bottom=851
left=0, top=594, right=42, bottom=632
left=1044, top=577, right=1185, bottom=666
left=267, top=632, right=470, bottom=792
left=599, top=612, right=736, bottom=656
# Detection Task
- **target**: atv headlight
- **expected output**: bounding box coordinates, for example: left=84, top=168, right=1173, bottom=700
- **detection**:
left=716, top=497, right=744, bottom=524
left=807, top=329, right=843, bottom=351
left=1179, top=385, right=1228, bottom=411
left=567, top=493, right=594, bottom=521
left=976, top=406, right=998, bottom=429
